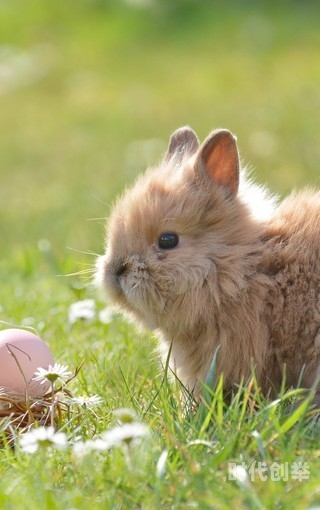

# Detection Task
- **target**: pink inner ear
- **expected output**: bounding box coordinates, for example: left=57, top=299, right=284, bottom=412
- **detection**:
left=202, top=131, right=239, bottom=195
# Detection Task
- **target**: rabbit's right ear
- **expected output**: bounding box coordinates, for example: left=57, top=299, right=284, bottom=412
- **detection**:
left=164, top=126, right=200, bottom=162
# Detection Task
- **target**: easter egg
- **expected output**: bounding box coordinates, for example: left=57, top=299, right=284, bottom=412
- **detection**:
left=0, top=328, right=54, bottom=397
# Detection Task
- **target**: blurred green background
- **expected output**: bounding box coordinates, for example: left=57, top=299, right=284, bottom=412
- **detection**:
left=1, top=0, right=320, bottom=270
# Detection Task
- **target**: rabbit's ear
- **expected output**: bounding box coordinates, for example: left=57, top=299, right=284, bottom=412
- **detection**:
left=165, top=126, right=200, bottom=161
left=196, top=129, right=239, bottom=195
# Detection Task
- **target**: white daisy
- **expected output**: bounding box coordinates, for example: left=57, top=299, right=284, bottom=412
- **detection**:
left=102, top=423, right=150, bottom=448
left=98, top=307, right=113, bottom=325
left=229, top=464, right=251, bottom=488
left=68, top=299, right=96, bottom=324
left=114, top=408, right=137, bottom=424
left=70, top=395, right=103, bottom=408
left=72, top=423, right=149, bottom=459
left=72, top=438, right=109, bottom=458
left=33, top=363, right=73, bottom=385
left=20, top=426, right=67, bottom=454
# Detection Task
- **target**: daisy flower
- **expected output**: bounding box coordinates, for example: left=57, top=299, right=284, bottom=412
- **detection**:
left=68, top=299, right=96, bottom=324
left=98, top=307, right=113, bottom=325
left=102, top=422, right=150, bottom=448
left=72, top=438, right=109, bottom=458
left=70, top=394, right=103, bottom=408
left=114, top=408, right=137, bottom=424
left=229, top=464, right=251, bottom=488
left=33, top=363, right=72, bottom=385
left=20, top=426, right=67, bottom=454
left=72, top=423, right=149, bottom=459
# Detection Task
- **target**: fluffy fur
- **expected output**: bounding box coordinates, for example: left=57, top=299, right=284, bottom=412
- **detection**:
left=96, top=126, right=320, bottom=400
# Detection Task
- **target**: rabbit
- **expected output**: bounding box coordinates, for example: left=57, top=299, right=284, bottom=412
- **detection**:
left=96, top=126, right=320, bottom=401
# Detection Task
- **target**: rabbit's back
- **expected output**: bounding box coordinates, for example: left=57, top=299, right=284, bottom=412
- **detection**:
left=261, top=190, right=320, bottom=393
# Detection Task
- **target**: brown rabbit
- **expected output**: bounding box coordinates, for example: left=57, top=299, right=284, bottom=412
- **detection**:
left=96, top=126, right=320, bottom=400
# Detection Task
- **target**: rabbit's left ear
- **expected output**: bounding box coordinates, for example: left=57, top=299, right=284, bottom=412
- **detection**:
left=165, top=126, right=200, bottom=162
left=196, top=129, right=240, bottom=195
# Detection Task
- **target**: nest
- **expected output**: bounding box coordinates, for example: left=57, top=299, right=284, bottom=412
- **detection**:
left=0, top=366, right=82, bottom=444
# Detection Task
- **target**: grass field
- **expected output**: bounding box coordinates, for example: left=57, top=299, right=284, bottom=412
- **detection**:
left=1, top=1, right=320, bottom=508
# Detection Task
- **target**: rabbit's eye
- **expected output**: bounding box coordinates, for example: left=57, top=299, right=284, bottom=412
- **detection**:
left=158, top=233, right=179, bottom=250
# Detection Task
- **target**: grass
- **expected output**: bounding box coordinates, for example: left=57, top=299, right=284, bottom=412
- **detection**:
left=1, top=0, right=320, bottom=508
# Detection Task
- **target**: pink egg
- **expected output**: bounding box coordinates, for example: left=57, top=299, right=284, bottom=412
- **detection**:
left=0, top=328, right=54, bottom=397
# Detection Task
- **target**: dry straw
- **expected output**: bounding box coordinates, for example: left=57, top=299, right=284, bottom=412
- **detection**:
left=0, top=364, right=82, bottom=444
